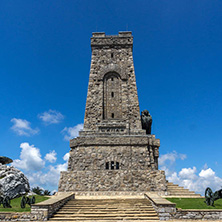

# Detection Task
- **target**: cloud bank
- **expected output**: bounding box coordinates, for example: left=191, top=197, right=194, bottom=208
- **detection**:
left=45, top=150, right=57, bottom=163
left=62, top=123, right=83, bottom=141
left=28, top=152, right=69, bottom=188
left=11, top=118, right=39, bottom=136
left=159, top=151, right=222, bottom=195
left=12, top=142, right=44, bottom=171
left=12, top=142, right=69, bottom=190
left=38, top=110, right=64, bottom=125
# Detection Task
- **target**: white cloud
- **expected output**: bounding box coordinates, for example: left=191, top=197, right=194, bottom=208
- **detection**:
left=12, top=142, right=45, bottom=171
left=159, top=151, right=187, bottom=177
left=179, top=167, right=197, bottom=180
left=159, top=151, right=186, bottom=166
left=28, top=163, right=67, bottom=188
left=38, top=109, right=64, bottom=125
left=11, top=118, right=39, bottom=136
left=63, top=152, right=70, bottom=161
left=27, top=152, right=69, bottom=189
left=160, top=152, right=222, bottom=195
left=12, top=142, right=69, bottom=192
left=45, top=150, right=57, bottom=163
left=167, top=172, right=181, bottom=184
left=199, top=168, right=215, bottom=178
left=168, top=167, right=222, bottom=195
left=62, top=123, right=83, bottom=141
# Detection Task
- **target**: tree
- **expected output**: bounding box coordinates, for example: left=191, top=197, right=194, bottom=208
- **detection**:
left=31, top=186, right=43, bottom=195
left=43, top=190, right=51, bottom=195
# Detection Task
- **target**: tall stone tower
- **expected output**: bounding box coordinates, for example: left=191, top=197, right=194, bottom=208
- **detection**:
left=58, top=32, right=167, bottom=194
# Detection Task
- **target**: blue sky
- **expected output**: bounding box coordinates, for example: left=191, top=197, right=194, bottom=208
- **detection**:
left=0, top=0, right=222, bottom=194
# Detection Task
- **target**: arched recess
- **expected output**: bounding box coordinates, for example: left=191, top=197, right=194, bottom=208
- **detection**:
left=103, top=72, right=122, bottom=120
left=98, top=64, right=127, bottom=80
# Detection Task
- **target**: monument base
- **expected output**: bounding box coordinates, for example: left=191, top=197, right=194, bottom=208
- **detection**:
left=58, top=134, right=167, bottom=195
left=59, top=169, right=166, bottom=195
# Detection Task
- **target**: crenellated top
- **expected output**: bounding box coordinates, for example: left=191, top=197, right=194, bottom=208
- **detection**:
left=91, top=31, right=133, bottom=49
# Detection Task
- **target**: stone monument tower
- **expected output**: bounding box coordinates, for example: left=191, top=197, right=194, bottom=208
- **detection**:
left=58, top=32, right=167, bottom=194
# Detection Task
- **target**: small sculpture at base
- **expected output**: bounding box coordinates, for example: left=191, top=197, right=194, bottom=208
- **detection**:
left=205, top=187, right=222, bottom=206
left=141, top=110, right=152, bottom=134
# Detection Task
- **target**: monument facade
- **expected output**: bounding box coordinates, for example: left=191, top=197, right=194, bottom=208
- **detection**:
left=58, top=32, right=167, bottom=193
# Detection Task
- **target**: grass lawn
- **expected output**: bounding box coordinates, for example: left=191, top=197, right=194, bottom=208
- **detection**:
left=0, top=195, right=49, bottom=212
left=166, top=198, right=222, bottom=209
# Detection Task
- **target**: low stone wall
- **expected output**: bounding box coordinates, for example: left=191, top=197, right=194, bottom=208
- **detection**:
left=0, top=212, right=31, bottom=221
left=174, top=209, right=222, bottom=220
left=31, top=192, right=74, bottom=221
left=146, top=193, right=222, bottom=220
left=0, top=193, right=74, bottom=221
left=145, top=193, right=176, bottom=220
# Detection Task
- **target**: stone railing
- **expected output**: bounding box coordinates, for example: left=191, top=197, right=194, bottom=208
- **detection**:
left=145, top=193, right=176, bottom=220
left=31, top=192, right=74, bottom=221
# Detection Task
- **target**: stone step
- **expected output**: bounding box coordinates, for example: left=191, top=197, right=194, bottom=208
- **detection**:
left=64, top=204, right=152, bottom=207
left=166, top=182, right=202, bottom=197
left=60, top=208, right=154, bottom=211
left=55, top=211, right=157, bottom=215
left=50, top=198, right=158, bottom=221
left=61, top=208, right=154, bottom=211
left=167, top=184, right=180, bottom=187
left=168, top=190, right=192, bottom=193
left=63, top=204, right=153, bottom=207
left=168, top=187, right=190, bottom=190
left=167, top=187, right=188, bottom=190
left=168, top=191, right=194, bottom=194
left=67, top=201, right=151, bottom=204
left=167, top=183, right=181, bottom=186
left=168, top=190, right=196, bottom=194
left=53, top=213, right=157, bottom=217
left=50, top=217, right=159, bottom=221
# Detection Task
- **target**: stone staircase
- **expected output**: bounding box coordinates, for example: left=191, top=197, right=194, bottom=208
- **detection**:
left=166, top=182, right=202, bottom=197
left=49, top=198, right=159, bottom=221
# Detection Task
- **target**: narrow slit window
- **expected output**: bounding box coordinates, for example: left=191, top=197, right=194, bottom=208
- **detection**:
left=112, top=113, right=114, bottom=118
left=116, top=162, right=119, bottom=170
left=111, top=53, right=113, bottom=58
left=106, top=162, right=109, bottom=170
left=111, top=92, right=114, bottom=97
left=111, top=77, right=114, bottom=81
left=111, top=161, right=115, bottom=170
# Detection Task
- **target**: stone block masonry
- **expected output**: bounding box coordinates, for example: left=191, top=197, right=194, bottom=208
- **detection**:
left=59, top=170, right=166, bottom=193
left=58, top=31, right=167, bottom=193
left=83, top=31, right=142, bottom=134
